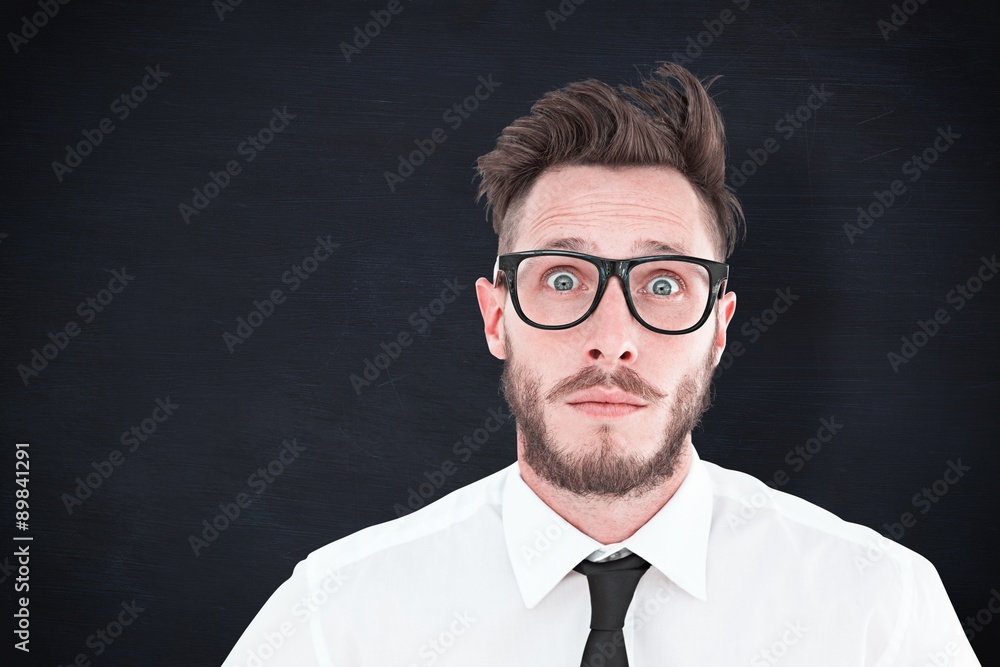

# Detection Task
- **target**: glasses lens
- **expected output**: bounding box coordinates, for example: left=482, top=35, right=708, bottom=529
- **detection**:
left=628, top=260, right=712, bottom=331
left=515, top=255, right=601, bottom=326
left=513, top=255, right=713, bottom=331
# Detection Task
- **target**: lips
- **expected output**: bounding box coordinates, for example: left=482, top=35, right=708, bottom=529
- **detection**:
left=565, top=388, right=648, bottom=408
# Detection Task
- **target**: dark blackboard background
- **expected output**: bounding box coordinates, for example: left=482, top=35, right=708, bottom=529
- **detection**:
left=2, top=0, right=998, bottom=664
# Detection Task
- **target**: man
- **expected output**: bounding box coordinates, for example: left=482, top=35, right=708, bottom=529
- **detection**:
left=222, top=63, right=980, bottom=666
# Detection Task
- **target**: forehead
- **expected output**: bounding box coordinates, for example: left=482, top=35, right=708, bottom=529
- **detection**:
left=512, top=165, right=719, bottom=260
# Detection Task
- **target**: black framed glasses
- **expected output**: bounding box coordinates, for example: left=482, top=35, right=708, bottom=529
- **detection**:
left=492, top=250, right=729, bottom=335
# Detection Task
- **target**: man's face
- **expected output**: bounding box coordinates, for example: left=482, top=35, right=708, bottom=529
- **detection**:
left=475, top=165, right=737, bottom=498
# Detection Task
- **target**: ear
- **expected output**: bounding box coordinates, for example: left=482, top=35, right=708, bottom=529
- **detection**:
left=713, top=289, right=737, bottom=367
left=476, top=276, right=507, bottom=360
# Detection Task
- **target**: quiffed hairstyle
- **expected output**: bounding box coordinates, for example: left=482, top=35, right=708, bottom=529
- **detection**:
left=475, top=62, right=744, bottom=261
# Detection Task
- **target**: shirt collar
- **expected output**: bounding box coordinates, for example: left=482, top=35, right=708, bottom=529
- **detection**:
left=502, top=446, right=712, bottom=609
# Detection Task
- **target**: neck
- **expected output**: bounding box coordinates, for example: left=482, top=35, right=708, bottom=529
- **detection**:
left=517, top=438, right=694, bottom=545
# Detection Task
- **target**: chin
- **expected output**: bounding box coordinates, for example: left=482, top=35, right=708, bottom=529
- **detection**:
left=554, top=411, right=667, bottom=455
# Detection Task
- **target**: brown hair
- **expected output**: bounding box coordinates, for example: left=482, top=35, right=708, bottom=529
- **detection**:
left=475, top=62, right=744, bottom=260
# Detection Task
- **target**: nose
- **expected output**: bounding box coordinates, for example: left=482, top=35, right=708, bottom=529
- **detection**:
left=581, top=276, right=640, bottom=362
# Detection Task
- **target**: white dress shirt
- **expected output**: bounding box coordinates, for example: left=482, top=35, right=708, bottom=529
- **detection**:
left=222, top=447, right=981, bottom=666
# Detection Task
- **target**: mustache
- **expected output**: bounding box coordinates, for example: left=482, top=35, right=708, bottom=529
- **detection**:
left=545, top=364, right=665, bottom=403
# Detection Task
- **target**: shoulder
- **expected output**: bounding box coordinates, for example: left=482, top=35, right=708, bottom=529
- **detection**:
left=299, top=462, right=514, bottom=582
left=702, top=458, right=932, bottom=583
left=700, top=459, right=973, bottom=660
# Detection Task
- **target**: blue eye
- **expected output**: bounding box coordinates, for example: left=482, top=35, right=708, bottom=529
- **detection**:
left=647, top=276, right=680, bottom=295
left=546, top=272, right=578, bottom=291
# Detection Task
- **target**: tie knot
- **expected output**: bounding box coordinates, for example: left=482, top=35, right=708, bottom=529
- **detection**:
left=574, top=554, right=651, bottom=631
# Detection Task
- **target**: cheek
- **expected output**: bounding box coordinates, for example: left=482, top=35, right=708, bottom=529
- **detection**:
left=516, top=321, right=569, bottom=358
left=647, top=338, right=712, bottom=381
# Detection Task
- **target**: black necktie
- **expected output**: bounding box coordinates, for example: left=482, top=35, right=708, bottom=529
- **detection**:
left=574, top=553, right=651, bottom=667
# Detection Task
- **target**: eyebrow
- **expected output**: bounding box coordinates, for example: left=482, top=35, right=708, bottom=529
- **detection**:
left=538, top=237, right=690, bottom=256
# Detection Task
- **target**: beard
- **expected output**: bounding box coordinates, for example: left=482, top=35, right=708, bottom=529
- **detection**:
left=500, top=329, right=717, bottom=498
